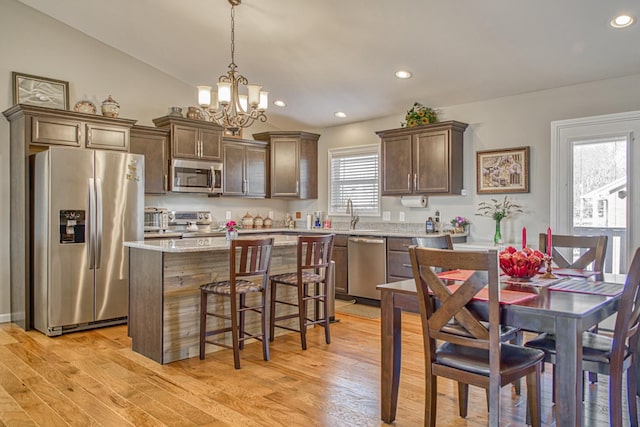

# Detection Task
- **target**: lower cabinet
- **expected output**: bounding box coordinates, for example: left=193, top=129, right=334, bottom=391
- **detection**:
left=386, top=237, right=415, bottom=283
left=332, top=235, right=348, bottom=295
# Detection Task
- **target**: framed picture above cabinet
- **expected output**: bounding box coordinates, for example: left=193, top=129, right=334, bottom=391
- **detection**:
left=476, top=146, right=530, bottom=194
left=12, top=71, right=69, bottom=110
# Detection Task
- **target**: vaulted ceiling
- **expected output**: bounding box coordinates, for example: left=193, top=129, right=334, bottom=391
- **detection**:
left=18, top=0, right=640, bottom=130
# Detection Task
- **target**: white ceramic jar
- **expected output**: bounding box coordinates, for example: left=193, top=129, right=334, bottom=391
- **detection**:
left=101, top=95, right=120, bottom=118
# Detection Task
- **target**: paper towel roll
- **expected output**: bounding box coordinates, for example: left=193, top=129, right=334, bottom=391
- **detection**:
left=400, top=195, right=428, bottom=208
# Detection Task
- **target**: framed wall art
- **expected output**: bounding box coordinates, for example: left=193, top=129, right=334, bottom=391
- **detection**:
left=12, top=71, right=69, bottom=110
left=476, top=146, right=530, bottom=194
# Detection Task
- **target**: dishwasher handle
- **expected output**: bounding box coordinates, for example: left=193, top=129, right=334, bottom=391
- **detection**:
left=348, top=237, right=385, bottom=244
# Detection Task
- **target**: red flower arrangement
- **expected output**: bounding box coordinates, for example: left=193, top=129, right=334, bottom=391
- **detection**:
left=225, top=220, right=238, bottom=232
left=499, top=246, right=544, bottom=279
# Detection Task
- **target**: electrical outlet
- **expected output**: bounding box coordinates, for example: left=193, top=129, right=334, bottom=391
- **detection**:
left=383, top=211, right=391, bottom=221
left=399, top=212, right=405, bottom=222
left=225, top=211, right=232, bottom=220
left=461, top=189, right=468, bottom=196
left=268, top=211, right=274, bottom=219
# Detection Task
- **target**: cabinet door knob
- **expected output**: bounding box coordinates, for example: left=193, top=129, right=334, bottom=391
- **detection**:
left=413, top=173, right=417, bottom=191
left=407, top=173, right=410, bottom=190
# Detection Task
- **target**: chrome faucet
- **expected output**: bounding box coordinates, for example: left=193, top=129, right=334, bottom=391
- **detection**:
left=346, top=198, right=359, bottom=230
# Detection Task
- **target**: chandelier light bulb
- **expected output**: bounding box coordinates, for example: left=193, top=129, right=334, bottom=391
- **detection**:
left=239, top=94, right=248, bottom=113
left=259, top=91, right=269, bottom=110
left=217, top=82, right=231, bottom=104
left=247, top=85, right=261, bottom=107
left=197, top=86, right=212, bottom=107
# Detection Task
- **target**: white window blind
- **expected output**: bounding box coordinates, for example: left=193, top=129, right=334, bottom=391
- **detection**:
left=328, top=145, right=380, bottom=217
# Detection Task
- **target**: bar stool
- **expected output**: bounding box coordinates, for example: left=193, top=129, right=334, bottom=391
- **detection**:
left=270, top=234, right=335, bottom=350
left=199, top=237, right=274, bottom=369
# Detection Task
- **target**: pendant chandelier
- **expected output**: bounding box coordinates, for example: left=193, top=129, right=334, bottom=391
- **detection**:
left=197, top=0, right=268, bottom=136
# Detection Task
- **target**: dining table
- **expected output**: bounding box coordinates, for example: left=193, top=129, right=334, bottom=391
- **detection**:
left=377, top=276, right=624, bottom=427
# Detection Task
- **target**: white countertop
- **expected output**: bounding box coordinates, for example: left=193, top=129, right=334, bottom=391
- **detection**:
left=125, top=233, right=299, bottom=253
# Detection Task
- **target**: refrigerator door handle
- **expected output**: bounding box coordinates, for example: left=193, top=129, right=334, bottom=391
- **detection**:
left=95, top=178, right=103, bottom=269
left=88, top=178, right=96, bottom=269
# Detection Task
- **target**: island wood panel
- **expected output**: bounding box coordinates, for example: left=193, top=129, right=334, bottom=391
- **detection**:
left=128, top=248, right=163, bottom=363
left=131, top=244, right=306, bottom=364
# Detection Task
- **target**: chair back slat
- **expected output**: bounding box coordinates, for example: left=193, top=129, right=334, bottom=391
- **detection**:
left=539, top=233, right=607, bottom=280
left=232, top=238, right=274, bottom=280
left=298, top=235, right=334, bottom=272
left=613, top=248, right=640, bottom=361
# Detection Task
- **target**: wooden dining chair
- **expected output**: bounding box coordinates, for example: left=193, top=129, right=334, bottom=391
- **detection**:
left=525, top=247, right=640, bottom=427
left=539, top=233, right=608, bottom=281
left=409, top=246, right=544, bottom=427
left=199, top=237, right=274, bottom=369
left=538, top=232, right=608, bottom=383
left=270, top=234, right=335, bottom=350
left=415, top=233, right=524, bottom=396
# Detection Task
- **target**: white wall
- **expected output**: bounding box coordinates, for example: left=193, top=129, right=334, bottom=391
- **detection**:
left=2, top=0, right=640, bottom=321
left=317, top=74, right=640, bottom=244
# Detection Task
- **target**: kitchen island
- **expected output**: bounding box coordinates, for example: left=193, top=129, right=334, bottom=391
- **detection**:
left=124, top=234, right=301, bottom=364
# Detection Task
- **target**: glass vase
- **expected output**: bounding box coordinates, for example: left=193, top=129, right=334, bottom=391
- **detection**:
left=494, top=220, right=502, bottom=245
left=226, top=230, right=238, bottom=241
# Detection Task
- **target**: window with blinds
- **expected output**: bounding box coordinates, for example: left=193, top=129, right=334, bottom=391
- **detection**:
left=328, top=145, right=380, bottom=217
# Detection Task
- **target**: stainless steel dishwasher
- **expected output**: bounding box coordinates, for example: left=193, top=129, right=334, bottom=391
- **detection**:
left=348, top=236, right=387, bottom=300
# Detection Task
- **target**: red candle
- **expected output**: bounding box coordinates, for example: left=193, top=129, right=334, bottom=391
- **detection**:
left=546, top=227, right=552, bottom=256
left=522, top=227, right=527, bottom=249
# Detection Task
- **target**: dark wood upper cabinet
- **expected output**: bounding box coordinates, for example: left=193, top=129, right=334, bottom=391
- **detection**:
left=153, top=116, right=223, bottom=161
left=9, top=104, right=136, bottom=152
left=253, top=131, right=320, bottom=199
left=129, top=125, right=170, bottom=194
left=222, top=137, right=268, bottom=198
left=376, top=121, right=467, bottom=196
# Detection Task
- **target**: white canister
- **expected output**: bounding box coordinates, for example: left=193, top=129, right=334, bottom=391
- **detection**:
left=306, top=213, right=313, bottom=230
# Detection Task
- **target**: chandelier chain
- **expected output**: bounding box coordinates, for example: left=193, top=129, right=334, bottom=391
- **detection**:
left=229, top=4, right=236, bottom=71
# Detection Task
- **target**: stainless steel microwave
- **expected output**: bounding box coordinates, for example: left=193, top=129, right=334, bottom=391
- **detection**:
left=170, top=158, right=222, bottom=194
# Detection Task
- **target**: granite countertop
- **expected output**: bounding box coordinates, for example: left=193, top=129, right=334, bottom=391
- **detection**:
left=125, top=233, right=299, bottom=253
left=177, top=227, right=468, bottom=240
left=131, top=228, right=468, bottom=253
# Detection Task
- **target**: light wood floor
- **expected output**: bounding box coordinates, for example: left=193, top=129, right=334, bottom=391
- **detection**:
left=0, top=312, right=633, bottom=426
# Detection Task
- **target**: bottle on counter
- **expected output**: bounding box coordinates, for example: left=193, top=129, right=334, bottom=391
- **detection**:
left=434, top=210, right=441, bottom=232
left=323, top=217, right=331, bottom=229
left=425, top=217, right=435, bottom=233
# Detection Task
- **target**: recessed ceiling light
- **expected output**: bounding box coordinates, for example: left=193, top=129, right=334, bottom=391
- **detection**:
left=394, top=70, right=412, bottom=79
left=273, top=100, right=286, bottom=107
left=611, top=14, right=634, bottom=28
left=334, top=112, right=347, bottom=118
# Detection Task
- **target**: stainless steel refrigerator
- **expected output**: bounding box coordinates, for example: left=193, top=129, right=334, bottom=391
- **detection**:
left=32, top=147, right=144, bottom=336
